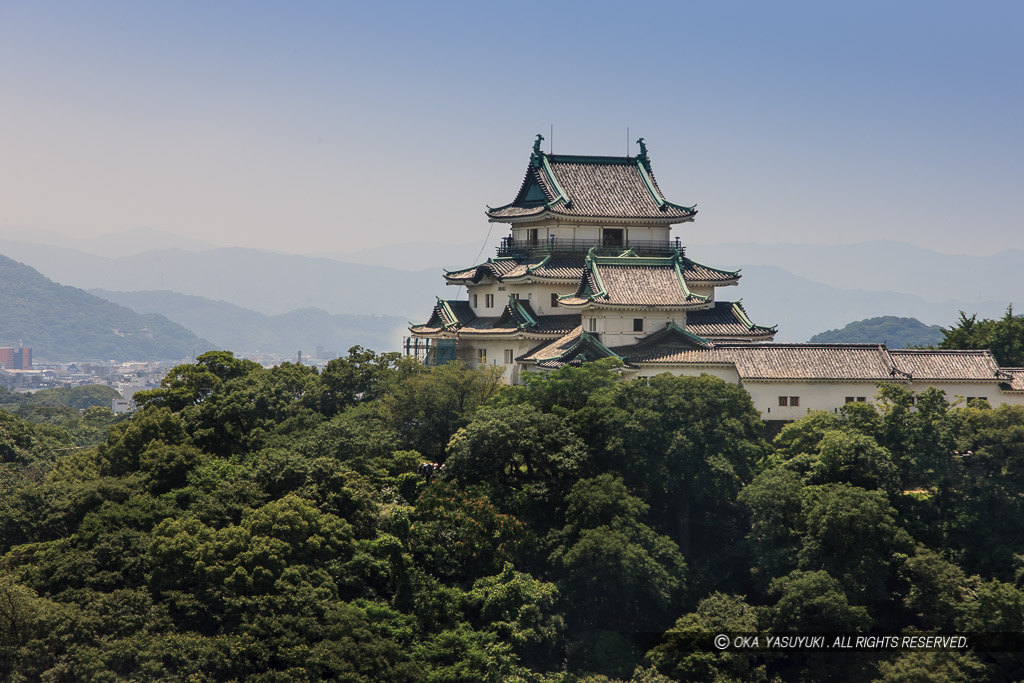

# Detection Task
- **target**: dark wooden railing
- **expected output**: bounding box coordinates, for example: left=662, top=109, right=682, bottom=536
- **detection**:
left=496, top=237, right=683, bottom=258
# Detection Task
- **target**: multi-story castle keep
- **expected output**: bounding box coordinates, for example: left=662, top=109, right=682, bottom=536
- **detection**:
left=408, top=136, right=1024, bottom=418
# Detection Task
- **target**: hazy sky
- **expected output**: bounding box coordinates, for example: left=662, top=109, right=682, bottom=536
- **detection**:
left=2, top=1, right=1021, bottom=257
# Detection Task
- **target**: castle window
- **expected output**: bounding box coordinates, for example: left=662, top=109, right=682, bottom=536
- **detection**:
left=857, top=397, right=866, bottom=402
left=477, top=348, right=487, bottom=365
left=845, top=397, right=855, bottom=403
left=602, top=228, right=624, bottom=247
left=588, top=318, right=597, bottom=332
left=485, top=294, right=494, bottom=308
left=551, top=293, right=559, bottom=308
left=473, top=294, right=478, bottom=308
left=790, top=396, right=800, bottom=407
left=778, top=396, right=788, bottom=407
left=633, top=318, right=644, bottom=332
left=504, top=349, right=513, bottom=364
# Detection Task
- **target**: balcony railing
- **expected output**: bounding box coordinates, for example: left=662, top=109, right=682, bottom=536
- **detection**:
left=496, top=236, right=683, bottom=258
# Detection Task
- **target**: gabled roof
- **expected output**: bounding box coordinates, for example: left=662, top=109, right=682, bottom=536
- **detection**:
left=519, top=327, right=624, bottom=369
left=681, top=258, right=741, bottom=285
left=486, top=135, right=696, bottom=222
left=443, top=257, right=523, bottom=283
left=444, top=255, right=583, bottom=284
left=558, top=249, right=709, bottom=309
left=410, top=296, right=579, bottom=338
left=609, top=323, right=715, bottom=362
left=685, top=301, right=776, bottom=340
left=409, top=298, right=476, bottom=334
left=458, top=297, right=579, bottom=337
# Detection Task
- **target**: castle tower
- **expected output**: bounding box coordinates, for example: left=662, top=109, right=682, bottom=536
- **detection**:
left=408, top=135, right=775, bottom=381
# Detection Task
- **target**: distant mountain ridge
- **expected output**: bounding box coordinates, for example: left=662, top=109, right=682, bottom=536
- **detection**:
left=808, top=316, right=945, bottom=348
left=1, top=234, right=1020, bottom=346
left=0, top=255, right=214, bottom=361
left=0, top=239, right=447, bottom=319
left=688, top=240, right=1024, bottom=306
left=92, top=289, right=409, bottom=355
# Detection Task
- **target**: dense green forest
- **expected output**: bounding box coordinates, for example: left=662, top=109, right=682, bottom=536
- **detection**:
left=2, top=349, right=1023, bottom=681
left=808, top=316, right=944, bottom=348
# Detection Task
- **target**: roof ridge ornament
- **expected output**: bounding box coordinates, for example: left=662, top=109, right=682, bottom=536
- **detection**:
left=636, top=137, right=649, bottom=166
left=532, top=134, right=545, bottom=167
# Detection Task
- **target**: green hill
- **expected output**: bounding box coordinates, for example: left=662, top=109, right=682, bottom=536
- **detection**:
left=91, top=289, right=408, bottom=355
left=0, top=254, right=215, bottom=361
left=808, top=315, right=944, bottom=348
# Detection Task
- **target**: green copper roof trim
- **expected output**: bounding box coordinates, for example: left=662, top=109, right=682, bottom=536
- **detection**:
left=684, top=257, right=740, bottom=279
left=731, top=300, right=777, bottom=332
left=437, top=298, right=463, bottom=330
left=672, top=254, right=709, bottom=302
left=591, top=253, right=676, bottom=267
left=540, top=329, right=624, bottom=364
left=578, top=330, right=624, bottom=360
left=636, top=158, right=696, bottom=213
left=539, top=154, right=572, bottom=209
left=509, top=295, right=538, bottom=329
left=584, top=247, right=609, bottom=299
left=523, top=254, right=551, bottom=275
left=546, top=154, right=634, bottom=165
left=660, top=321, right=715, bottom=347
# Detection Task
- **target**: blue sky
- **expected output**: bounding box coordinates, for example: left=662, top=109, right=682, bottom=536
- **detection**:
left=1, top=1, right=1021, bottom=256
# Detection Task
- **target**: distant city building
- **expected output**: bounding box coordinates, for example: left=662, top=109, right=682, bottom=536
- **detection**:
left=0, top=346, right=31, bottom=370
left=408, top=135, right=1024, bottom=419
left=112, top=398, right=133, bottom=414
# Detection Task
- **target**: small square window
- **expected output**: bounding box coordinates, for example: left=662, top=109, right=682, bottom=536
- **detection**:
left=857, top=397, right=866, bottom=402
left=790, top=397, right=800, bottom=407
left=778, top=396, right=788, bottom=407
left=845, top=397, right=855, bottom=403
left=551, top=293, right=559, bottom=308
left=633, top=318, right=644, bottom=332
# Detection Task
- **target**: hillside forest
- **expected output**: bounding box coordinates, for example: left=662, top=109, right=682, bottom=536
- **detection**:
left=2, top=345, right=1024, bottom=682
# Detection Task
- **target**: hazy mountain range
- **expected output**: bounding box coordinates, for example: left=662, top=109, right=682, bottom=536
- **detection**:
left=0, top=255, right=214, bottom=362
left=0, top=229, right=1018, bottom=349
left=92, top=289, right=408, bottom=357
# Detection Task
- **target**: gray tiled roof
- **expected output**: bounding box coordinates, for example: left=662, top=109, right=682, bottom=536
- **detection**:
left=444, top=257, right=524, bottom=283
left=725, top=344, right=898, bottom=380
left=685, top=302, right=776, bottom=339
left=559, top=252, right=707, bottom=308
left=1000, top=368, right=1024, bottom=391
left=409, top=299, right=476, bottom=334
left=610, top=343, right=896, bottom=378
left=681, top=258, right=741, bottom=283
left=519, top=327, right=624, bottom=368
left=445, top=255, right=583, bottom=284
left=519, top=327, right=584, bottom=362
left=889, top=350, right=1005, bottom=382
left=610, top=342, right=1008, bottom=384
left=459, top=314, right=581, bottom=337
left=487, top=151, right=696, bottom=221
